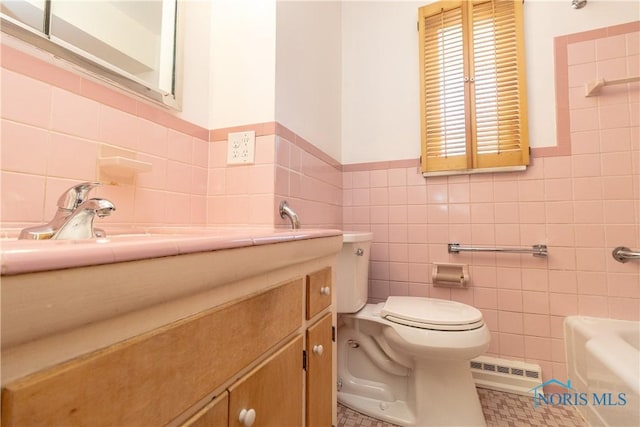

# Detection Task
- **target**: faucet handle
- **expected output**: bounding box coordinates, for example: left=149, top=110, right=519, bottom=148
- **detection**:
left=57, top=182, right=101, bottom=210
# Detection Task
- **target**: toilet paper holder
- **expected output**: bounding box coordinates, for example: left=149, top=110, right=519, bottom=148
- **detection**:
left=432, top=263, right=469, bottom=287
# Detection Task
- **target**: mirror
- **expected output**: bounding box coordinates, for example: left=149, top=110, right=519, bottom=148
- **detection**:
left=1, top=0, right=181, bottom=109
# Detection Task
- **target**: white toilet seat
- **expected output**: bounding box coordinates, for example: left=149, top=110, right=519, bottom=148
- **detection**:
left=380, top=296, right=485, bottom=331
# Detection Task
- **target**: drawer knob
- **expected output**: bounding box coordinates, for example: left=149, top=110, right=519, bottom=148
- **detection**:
left=356, top=248, right=364, bottom=256
left=239, top=408, right=256, bottom=427
left=313, top=344, right=324, bottom=356
left=320, top=286, right=331, bottom=296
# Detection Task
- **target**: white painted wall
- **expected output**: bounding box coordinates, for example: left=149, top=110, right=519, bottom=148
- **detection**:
left=340, top=0, right=640, bottom=165
left=178, top=0, right=212, bottom=128
left=341, top=1, right=423, bottom=164
left=182, top=0, right=637, bottom=157
left=275, top=1, right=343, bottom=162
left=209, top=0, right=277, bottom=130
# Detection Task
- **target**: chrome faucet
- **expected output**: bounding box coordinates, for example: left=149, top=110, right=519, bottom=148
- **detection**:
left=52, top=198, right=116, bottom=239
left=279, top=200, right=300, bottom=229
left=18, top=182, right=116, bottom=240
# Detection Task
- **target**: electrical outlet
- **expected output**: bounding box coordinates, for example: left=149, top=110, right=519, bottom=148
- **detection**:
left=227, top=131, right=256, bottom=165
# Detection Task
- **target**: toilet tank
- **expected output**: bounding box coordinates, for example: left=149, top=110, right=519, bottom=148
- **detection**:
left=336, top=232, right=373, bottom=313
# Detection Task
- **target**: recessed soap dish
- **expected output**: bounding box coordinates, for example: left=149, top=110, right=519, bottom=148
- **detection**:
left=98, top=156, right=152, bottom=182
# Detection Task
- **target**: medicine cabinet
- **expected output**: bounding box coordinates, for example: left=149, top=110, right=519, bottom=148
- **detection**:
left=1, top=0, right=182, bottom=109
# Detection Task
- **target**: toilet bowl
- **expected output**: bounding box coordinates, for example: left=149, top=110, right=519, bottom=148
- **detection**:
left=337, top=232, right=490, bottom=427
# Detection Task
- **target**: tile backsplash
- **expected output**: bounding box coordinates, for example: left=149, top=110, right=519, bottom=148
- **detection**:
left=207, top=123, right=342, bottom=229
left=1, top=43, right=210, bottom=229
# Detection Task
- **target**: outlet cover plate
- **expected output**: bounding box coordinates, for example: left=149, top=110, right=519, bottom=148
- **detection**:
left=227, top=131, right=255, bottom=165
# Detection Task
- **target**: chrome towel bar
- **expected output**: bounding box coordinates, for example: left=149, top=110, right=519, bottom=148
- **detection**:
left=448, top=243, right=548, bottom=257
left=612, top=246, right=640, bottom=263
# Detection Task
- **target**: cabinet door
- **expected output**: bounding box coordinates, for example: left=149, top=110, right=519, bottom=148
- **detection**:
left=229, top=336, right=303, bottom=427
left=181, top=391, right=228, bottom=427
left=306, top=313, right=333, bottom=427
left=306, top=267, right=332, bottom=320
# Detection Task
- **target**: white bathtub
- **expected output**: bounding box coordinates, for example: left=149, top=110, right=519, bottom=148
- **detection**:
left=565, top=316, right=640, bottom=427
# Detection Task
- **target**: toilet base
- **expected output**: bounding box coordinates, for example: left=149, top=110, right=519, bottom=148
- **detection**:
left=413, top=359, right=486, bottom=427
left=338, top=392, right=416, bottom=426
left=338, top=359, right=487, bottom=427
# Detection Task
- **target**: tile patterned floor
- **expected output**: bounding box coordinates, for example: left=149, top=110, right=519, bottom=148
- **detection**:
left=337, top=387, right=587, bottom=427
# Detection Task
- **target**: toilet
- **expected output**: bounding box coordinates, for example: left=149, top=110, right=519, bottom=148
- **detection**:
left=337, top=232, right=490, bottom=427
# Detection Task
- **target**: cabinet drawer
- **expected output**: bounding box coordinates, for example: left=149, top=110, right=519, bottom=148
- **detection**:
left=1, top=279, right=303, bottom=427
left=306, top=267, right=332, bottom=320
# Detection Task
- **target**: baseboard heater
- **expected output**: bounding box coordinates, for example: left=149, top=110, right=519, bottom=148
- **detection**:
left=470, top=356, right=543, bottom=396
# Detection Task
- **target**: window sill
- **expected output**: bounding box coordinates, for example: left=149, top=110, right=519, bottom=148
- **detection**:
left=421, top=165, right=526, bottom=178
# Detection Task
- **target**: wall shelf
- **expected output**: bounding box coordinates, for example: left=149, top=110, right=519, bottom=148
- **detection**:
left=98, top=156, right=152, bottom=183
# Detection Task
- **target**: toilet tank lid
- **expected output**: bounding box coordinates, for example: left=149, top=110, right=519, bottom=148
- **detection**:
left=342, top=231, right=373, bottom=243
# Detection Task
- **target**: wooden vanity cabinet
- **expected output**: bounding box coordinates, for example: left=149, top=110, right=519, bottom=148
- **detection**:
left=1, top=266, right=336, bottom=427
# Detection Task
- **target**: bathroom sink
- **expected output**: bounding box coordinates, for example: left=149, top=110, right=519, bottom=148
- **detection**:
left=105, top=227, right=266, bottom=238
left=101, top=229, right=197, bottom=239
left=0, top=230, right=188, bottom=242
left=1, top=227, right=243, bottom=241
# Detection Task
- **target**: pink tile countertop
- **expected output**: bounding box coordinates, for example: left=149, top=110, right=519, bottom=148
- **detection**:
left=0, top=227, right=343, bottom=275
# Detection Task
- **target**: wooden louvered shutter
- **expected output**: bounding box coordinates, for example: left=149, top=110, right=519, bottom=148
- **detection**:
left=419, top=0, right=529, bottom=174
left=419, top=1, right=469, bottom=172
left=470, top=0, right=529, bottom=168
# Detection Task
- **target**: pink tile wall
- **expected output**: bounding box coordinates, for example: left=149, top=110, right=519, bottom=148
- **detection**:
left=207, top=129, right=278, bottom=227
left=1, top=42, right=342, bottom=232
left=207, top=123, right=342, bottom=229
left=1, top=44, right=209, bottom=229
left=273, top=124, right=342, bottom=229
left=343, top=24, right=640, bottom=386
